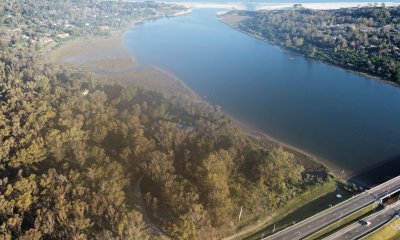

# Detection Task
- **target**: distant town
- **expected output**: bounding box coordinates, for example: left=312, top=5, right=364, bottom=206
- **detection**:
left=0, top=1, right=186, bottom=52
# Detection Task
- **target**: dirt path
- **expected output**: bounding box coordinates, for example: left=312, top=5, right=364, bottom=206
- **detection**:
left=222, top=215, right=275, bottom=240
left=133, top=175, right=166, bottom=237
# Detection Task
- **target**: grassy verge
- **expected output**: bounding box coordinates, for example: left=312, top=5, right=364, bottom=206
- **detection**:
left=363, top=217, right=400, bottom=240
left=240, top=177, right=353, bottom=240
left=305, top=202, right=379, bottom=240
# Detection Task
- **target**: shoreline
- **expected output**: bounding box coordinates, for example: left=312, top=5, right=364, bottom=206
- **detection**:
left=256, top=2, right=400, bottom=11
left=219, top=13, right=399, bottom=88
left=49, top=8, right=350, bottom=182
left=225, top=111, right=344, bottom=174
left=219, top=13, right=400, bottom=186
left=152, top=65, right=345, bottom=177
left=49, top=8, right=193, bottom=63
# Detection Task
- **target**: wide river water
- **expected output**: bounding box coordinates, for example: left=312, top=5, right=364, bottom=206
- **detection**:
left=124, top=8, right=400, bottom=184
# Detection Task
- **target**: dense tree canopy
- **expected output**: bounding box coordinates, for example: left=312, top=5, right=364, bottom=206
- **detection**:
left=230, top=5, right=400, bottom=83
left=0, top=1, right=329, bottom=239
left=0, top=57, right=327, bottom=239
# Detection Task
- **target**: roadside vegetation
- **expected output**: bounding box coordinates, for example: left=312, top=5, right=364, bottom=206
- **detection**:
left=0, top=1, right=333, bottom=239
left=364, top=217, right=400, bottom=240
left=305, top=202, right=379, bottom=240
left=225, top=5, right=400, bottom=84
left=242, top=178, right=357, bottom=240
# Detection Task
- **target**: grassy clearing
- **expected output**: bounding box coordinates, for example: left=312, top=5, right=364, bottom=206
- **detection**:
left=241, top=178, right=353, bottom=240
left=305, top=202, right=379, bottom=240
left=363, top=217, right=400, bottom=240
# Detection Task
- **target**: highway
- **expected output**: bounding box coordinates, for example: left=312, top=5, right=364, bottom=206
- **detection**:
left=324, top=201, right=400, bottom=240
left=264, top=176, right=400, bottom=240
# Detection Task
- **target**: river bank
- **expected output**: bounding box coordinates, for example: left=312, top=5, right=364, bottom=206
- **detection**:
left=255, top=2, right=400, bottom=11
left=49, top=11, right=198, bottom=100
left=44, top=8, right=375, bottom=240
left=218, top=13, right=400, bottom=186
left=48, top=7, right=349, bottom=181
left=219, top=12, right=399, bottom=89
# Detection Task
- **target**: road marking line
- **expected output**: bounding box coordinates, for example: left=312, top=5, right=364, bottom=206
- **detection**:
left=265, top=175, right=400, bottom=239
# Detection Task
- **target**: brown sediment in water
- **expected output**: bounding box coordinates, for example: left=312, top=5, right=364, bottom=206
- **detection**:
left=48, top=20, right=196, bottom=100
left=49, top=31, right=127, bottom=63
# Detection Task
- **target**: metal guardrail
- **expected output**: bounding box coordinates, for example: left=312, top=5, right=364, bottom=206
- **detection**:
left=263, top=192, right=372, bottom=240
left=378, top=186, right=400, bottom=199
left=322, top=202, right=397, bottom=240
left=264, top=175, right=400, bottom=240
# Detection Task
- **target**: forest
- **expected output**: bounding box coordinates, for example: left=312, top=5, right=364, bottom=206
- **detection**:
left=0, top=46, right=329, bottom=239
left=230, top=5, right=400, bottom=83
left=1, top=1, right=330, bottom=239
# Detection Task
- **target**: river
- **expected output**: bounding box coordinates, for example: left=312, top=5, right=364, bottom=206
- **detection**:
left=124, top=8, right=400, bottom=185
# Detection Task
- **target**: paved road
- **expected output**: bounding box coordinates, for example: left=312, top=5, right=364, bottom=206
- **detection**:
left=324, top=201, right=400, bottom=240
left=264, top=176, right=400, bottom=240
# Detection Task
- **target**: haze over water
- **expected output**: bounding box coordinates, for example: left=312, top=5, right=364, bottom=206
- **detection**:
left=124, top=8, right=400, bottom=184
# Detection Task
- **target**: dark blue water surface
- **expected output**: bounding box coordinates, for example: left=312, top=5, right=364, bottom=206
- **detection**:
left=124, top=9, right=400, bottom=182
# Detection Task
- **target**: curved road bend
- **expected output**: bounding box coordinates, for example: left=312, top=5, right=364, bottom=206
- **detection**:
left=323, top=200, right=400, bottom=240
left=264, top=176, right=400, bottom=240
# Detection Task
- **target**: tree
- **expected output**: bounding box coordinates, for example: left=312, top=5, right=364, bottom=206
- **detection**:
left=198, top=150, right=234, bottom=226
left=395, top=65, right=400, bottom=83
left=294, top=37, right=304, bottom=47
left=260, top=147, right=303, bottom=194
left=309, top=47, right=317, bottom=57
left=169, top=215, right=199, bottom=240
left=118, top=210, right=149, bottom=240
